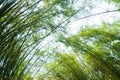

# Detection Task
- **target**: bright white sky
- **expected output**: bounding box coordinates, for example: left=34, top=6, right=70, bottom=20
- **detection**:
left=67, top=0, right=120, bottom=34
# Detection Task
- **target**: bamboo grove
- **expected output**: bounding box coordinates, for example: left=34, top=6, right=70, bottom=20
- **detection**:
left=0, top=0, right=120, bottom=80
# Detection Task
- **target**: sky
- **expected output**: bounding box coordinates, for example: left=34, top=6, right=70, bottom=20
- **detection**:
left=66, top=0, right=120, bottom=35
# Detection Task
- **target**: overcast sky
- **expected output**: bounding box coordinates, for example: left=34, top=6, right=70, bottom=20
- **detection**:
left=67, top=0, right=120, bottom=34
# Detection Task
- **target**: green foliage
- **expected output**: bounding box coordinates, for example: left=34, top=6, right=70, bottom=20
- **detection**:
left=0, top=0, right=79, bottom=80
left=45, top=53, right=88, bottom=80
left=107, top=0, right=120, bottom=8
left=58, top=22, right=120, bottom=80
left=1, top=0, right=120, bottom=80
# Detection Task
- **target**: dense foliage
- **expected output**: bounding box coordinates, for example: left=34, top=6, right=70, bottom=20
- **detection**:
left=0, top=0, right=120, bottom=80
